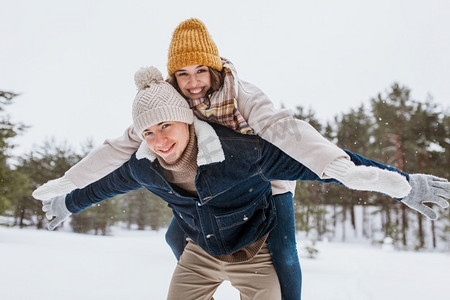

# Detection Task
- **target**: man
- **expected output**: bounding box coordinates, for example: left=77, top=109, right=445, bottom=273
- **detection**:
left=39, top=66, right=449, bottom=300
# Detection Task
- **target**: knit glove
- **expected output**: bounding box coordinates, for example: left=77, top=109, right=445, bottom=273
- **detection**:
left=401, top=174, right=450, bottom=220
left=32, top=176, right=77, bottom=201
left=324, top=157, right=411, bottom=198
left=42, top=195, right=72, bottom=230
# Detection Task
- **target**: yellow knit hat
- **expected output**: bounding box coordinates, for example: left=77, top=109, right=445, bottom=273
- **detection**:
left=167, top=18, right=223, bottom=76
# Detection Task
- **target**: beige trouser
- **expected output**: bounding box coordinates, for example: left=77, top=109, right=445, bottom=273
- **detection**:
left=167, top=240, right=281, bottom=300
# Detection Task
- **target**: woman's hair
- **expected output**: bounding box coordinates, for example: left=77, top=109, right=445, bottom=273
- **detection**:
left=166, top=67, right=225, bottom=99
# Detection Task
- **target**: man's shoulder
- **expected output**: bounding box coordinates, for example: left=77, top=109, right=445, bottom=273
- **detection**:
left=127, top=153, right=154, bottom=174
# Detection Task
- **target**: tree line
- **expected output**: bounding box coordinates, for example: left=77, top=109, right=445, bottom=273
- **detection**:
left=0, top=84, right=448, bottom=250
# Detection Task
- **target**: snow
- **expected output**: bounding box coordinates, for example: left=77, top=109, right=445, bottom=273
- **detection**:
left=1, top=226, right=449, bottom=299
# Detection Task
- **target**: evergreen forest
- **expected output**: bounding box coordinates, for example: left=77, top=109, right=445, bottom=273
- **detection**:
left=1, top=83, right=448, bottom=251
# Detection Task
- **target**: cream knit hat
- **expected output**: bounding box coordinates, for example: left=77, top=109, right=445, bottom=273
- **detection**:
left=132, top=66, right=194, bottom=136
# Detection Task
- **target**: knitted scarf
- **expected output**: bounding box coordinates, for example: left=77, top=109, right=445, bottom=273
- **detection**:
left=186, top=58, right=254, bottom=135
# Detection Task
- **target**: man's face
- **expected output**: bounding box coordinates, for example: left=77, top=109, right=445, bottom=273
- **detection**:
left=174, top=65, right=211, bottom=100
left=143, top=121, right=190, bottom=164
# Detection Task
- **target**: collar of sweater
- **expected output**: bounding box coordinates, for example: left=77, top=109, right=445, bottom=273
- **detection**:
left=135, top=117, right=225, bottom=166
left=156, top=125, right=197, bottom=176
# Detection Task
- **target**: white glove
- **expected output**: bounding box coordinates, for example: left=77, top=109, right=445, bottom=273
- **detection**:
left=32, top=177, right=77, bottom=201
left=324, top=157, right=411, bottom=198
left=401, top=174, right=450, bottom=220
left=42, top=195, right=72, bottom=230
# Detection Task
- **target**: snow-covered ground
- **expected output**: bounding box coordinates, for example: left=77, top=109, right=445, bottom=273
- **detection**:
left=1, top=226, right=449, bottom=300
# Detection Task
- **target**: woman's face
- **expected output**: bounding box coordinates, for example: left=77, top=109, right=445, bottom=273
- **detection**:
left=174, top=65, right=211, bottom=100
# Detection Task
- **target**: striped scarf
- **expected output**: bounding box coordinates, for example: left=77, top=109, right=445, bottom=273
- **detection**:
left=186, top=59, right=254, bottom=135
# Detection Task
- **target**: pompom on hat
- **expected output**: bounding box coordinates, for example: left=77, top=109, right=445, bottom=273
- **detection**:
left=132, top=66, right=194, bottom=136
left=167, top=18, right=223, bottom=76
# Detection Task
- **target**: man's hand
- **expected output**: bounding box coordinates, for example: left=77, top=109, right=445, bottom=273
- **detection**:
left=32, top=177, right=77, bottom=201
left=42, top=195, right=72, bottom=230
left=401, top=174, right=450, bottom=220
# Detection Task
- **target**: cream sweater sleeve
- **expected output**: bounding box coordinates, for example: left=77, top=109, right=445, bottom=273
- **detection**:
left=237, top=79, right=349, bottom=178
left=64, top=125, right=142, bottom=188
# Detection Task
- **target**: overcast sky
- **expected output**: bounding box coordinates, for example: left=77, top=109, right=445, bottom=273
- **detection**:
left=1, top=0, right=449, bottom=157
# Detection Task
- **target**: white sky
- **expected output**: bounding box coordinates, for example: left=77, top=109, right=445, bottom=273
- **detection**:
left=1, top=0, right=450, bottom=157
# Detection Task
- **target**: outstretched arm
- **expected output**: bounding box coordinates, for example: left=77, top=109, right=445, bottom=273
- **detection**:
left=235, top=79, right=450, bottom=217
left=260, top=145, right=449, bottom=220
left=237, top=79, right=349, bottom=178
left=32, top=125, right=142, bottom=200
left=237, top=79, right=413, bottom=198
left=41, top=158, right=143, bottom=230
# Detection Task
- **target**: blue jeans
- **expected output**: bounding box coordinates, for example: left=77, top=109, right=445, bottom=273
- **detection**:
left=165, top=192, right=301, bottom=300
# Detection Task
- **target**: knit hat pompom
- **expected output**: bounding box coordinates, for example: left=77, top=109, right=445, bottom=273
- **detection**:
left=134, top=66, right=164, bottom=90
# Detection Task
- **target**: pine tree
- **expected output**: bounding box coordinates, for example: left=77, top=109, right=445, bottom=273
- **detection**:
left=408, top=98, right=449, bottom=248
left=333, top=105, right=373, bottom=238
left=71, top=197, right=120, bottom=235
left=15, top=140, right=82, bottom=228
left=0, top=91, right=29, bottom=218
left=370, top=83, right=416, bottom=247
left=119, top=189, right=172, bottom=231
